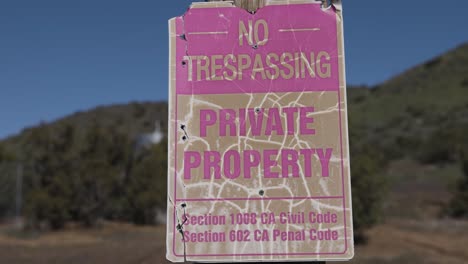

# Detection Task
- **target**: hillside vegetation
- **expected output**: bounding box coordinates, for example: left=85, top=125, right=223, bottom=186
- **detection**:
left=348, top=43, right=468, bottom=162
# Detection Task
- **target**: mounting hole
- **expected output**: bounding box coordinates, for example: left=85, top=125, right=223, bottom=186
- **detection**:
left=259, top=190, right=265, bottom=196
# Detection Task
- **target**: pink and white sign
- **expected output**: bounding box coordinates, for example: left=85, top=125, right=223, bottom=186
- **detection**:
left=167, top=1, right=353, bottom=262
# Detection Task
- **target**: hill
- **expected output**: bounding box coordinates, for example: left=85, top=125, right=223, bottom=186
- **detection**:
left=4, top=101, right=168, bottom=152
left=350, top=42, right=468, bottom=125
left=348, top=43, right=468, bottom=161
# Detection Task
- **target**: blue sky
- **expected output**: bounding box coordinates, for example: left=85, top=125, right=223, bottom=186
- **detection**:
left=0, top=0, right=467, bottom=139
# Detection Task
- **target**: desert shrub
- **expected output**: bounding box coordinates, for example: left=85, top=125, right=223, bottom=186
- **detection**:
left=461, top=78, right=468, bottom=87
left=405, top=105, right=425, bottom=118
left=417, top=127, right=458, bottom=164
left=424, top=57, right=442, bottom=69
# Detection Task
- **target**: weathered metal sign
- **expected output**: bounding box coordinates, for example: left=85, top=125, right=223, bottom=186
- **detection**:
left=167, top=1, right=353, bottom=262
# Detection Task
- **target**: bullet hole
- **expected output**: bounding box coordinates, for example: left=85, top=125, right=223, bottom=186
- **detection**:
left=179, top=34, right=187, bottom=41
left=255, top=108, right=261, bottom=113
left=259, top=190, right=265, bottom=196
left=181, top=203, right=187, bottom=208
left=252, top=44, right=258, bottom=49
left=181, top=124, right=189, bottom=141
left=181, top=61, right=186, bottom=66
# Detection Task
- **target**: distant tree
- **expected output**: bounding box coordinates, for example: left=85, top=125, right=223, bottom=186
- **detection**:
left=0, top=143, right=16, bottom=218
left=125, top=138, right=167, bottom=225
left=0, top=143, right=14, bottom=161
left=447, top=147, right=468, bottom=218
left=23, top=124, right=74, bottom=230
left=132, top=102, right=147, bottom=119
left=69, top=122, right=131, bottom=226
left=350, top=143, right=387, bottom=243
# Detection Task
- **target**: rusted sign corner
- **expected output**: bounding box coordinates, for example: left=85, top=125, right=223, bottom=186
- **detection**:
left=332, top=0, right=342, bottom=10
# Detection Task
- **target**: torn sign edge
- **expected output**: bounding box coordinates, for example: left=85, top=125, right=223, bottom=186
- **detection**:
left=166, top=0, right=353, bottom=262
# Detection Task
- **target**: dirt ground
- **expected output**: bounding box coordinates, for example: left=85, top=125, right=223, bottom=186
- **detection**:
left=1, top=219, right=467, bottom=264
left=346, top=219, right=468, bottom=264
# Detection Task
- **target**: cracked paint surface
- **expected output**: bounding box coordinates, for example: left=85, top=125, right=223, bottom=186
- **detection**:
left=167, top=1, right=353, bottom=262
